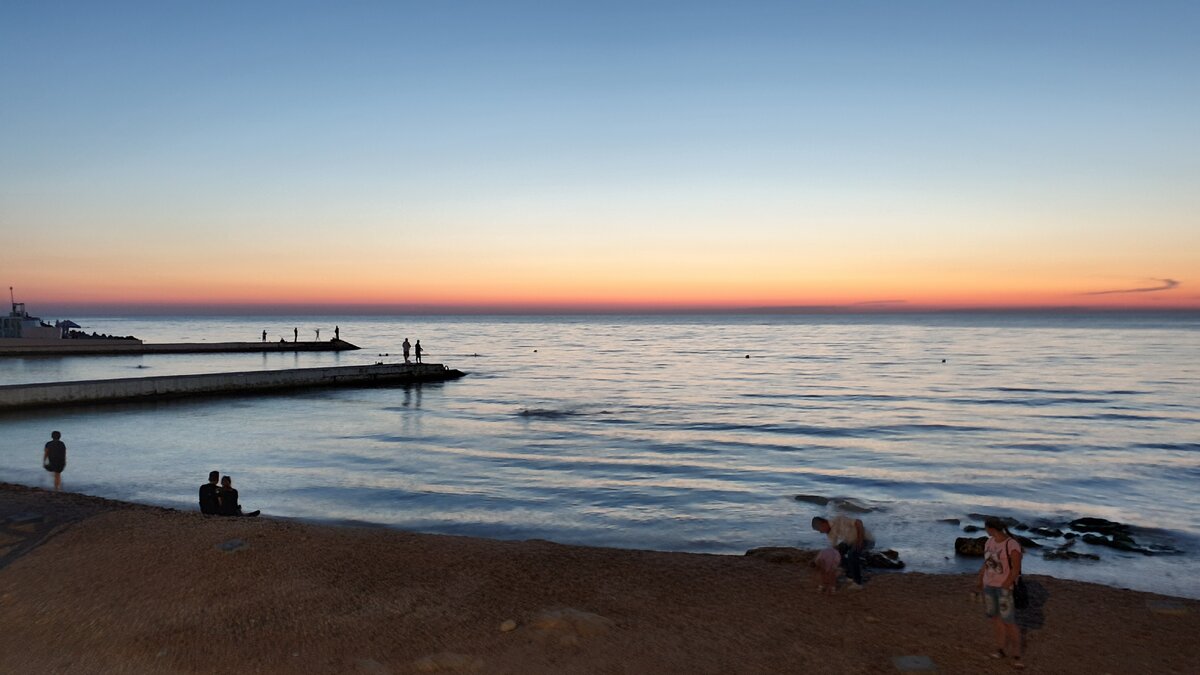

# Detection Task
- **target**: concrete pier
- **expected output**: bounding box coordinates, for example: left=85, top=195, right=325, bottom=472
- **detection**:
left=0, top=363, right=464, bottom=410
left=0, top=339, right=360, bottom=357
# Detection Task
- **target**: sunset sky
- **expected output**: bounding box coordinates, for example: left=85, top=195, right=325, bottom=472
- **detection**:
left=3, top=1, right=1198, bottom=313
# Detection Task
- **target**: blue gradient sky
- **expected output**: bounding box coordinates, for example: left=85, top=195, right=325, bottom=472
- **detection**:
left=3, top=2, right=1198, bottom=311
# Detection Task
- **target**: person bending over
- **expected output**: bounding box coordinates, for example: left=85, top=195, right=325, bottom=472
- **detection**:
left=812, top=515, right=874, bottom=589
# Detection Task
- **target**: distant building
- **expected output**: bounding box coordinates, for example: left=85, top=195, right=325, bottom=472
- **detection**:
left=1, top=302, right=61, bottom=339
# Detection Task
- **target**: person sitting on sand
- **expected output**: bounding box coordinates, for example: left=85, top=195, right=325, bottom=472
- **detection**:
left=42, top=430, right=67, bottom=491
left=977, top=517, right=1024, bottom=668
left=812, top=546, right=841, bottom=594
left=812, top=515, right=873, bottom=590
left=217, top=475, right=260, bottom=517
left=199, top=470, right=221, bottom=515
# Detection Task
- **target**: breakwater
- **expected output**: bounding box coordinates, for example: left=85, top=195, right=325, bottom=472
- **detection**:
left=0, top=339, right=359, bottom=357
left=0, top=363, right=463, bottom=410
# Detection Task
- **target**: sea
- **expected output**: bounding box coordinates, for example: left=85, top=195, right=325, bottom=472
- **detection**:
left=2, top=313, right=1198, bottom=598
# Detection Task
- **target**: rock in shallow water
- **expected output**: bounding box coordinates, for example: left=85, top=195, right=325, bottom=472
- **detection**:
left=955, top=537, right=987, bottom=557
left=865, top=550, right=905, bottom=570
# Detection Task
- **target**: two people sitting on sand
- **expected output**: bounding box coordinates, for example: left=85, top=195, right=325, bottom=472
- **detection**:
left=811, top=515, right=874, bottom=591
left=199, top=471, right=260, bottom=517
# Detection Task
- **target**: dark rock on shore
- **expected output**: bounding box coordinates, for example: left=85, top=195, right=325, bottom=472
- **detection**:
left=967, top=513, right=1021, bottom=527
left=955, top=537, right=987, bottom=557
left=955, top=535, right=1038, bottom=557
left=963, top=525, right=982, bottom=533
left=938, top=518, right=960, bottom=525
left=1045, top=548, right=1100, bottom=561
left=866, top=549, right=905, bottom=570
left=1069, top=517, right=1132, bottom=537
left=793, top=495, right=876, bottom=513
left=1029, top=527, right=1063, bottom=538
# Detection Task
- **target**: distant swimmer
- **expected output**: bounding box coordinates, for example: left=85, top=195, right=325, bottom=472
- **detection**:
left=402, top=338, right=411, bottom=363
left=42, top=430, right=67, bottom=491
left=414, top=340, right=423, bottom=363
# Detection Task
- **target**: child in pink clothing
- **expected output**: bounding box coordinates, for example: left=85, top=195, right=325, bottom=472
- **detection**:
left=813, top=546, right=841, bottom=594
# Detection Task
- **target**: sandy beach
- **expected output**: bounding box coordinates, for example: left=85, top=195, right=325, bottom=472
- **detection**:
left=1, top=483, right=1196, bottom=674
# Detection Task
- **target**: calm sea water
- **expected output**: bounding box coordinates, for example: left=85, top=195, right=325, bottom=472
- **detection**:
left=2, top=313, right=1198, bottom=598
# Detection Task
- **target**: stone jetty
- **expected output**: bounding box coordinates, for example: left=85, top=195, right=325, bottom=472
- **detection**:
left=0, top=338, right=360, bottom=357
left=0, top=363, right=464, bottom=410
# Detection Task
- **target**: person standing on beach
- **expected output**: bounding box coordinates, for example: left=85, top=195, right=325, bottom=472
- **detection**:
left=402, top=338, right=411, bottom=363
left=977, top=517, right=1024, bottom=668
left=42, top=431, right=67, bottom=491
left=812, top=515, right=873, bottom=589
left=199, top=471, right=221, bottom=514
left=414, top=340, right=423, bottom=363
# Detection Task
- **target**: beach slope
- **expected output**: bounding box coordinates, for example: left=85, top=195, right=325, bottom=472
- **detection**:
left=1, top=484, right=1196, bottom=674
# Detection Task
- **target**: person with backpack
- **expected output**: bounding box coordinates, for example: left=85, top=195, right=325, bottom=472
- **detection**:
left=976, top=516, right=1024, bottom=669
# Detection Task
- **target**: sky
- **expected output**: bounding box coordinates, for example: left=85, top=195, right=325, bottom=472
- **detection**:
left=2, top=1, right=1198, bottom=313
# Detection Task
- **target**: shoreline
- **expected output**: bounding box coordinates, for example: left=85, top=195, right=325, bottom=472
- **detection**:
left=2, top=483, right=1197, bottom=673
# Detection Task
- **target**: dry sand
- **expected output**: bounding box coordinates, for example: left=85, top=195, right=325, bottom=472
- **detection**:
left=1, top=483, right=1197, bottom=674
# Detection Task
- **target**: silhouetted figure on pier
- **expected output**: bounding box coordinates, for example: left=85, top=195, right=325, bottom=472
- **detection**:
left=315, top=328, right=320, bottom=340
left=334, top=325, right=340, bottom=340
left=199, top=471, right=221, bottom=514
left=414, top=340, right=423, bottom=363
left=42, top=430, right=66, bottom=491
left=293, top=327, right=298, bottom=342
left=402, top=338, right=411, bottom=363
left=218, top=475, right=260, bottom=517
left=261, top=330, right=266, bottom=342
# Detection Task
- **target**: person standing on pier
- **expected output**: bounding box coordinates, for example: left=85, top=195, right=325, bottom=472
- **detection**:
left=293, top=327, right=298, bottom=342
left=42, top=431, right=66, bottom=491
left=402, top=338, right=411, bottom=363
left=335, top=325, right=340, bottom=341
left=315, top=328, right=320, bottom=340
left=414, top=340, right=423, bottom=363
left=261, top=330, right=266, bottom=342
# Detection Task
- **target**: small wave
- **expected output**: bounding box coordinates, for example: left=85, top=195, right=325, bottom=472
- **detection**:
left=518, top=408, right=581, bottom=419
left=1136, top=442, right=1200, bottom=452
left=945, top=396, right=1109, bottom=407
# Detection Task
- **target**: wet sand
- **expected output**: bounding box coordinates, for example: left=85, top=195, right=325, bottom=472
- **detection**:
left=1, top=483, right=1196, bottom=674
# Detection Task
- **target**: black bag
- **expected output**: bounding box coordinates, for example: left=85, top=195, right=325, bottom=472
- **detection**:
left=1007, top=541, right=1029, bottom=609
left=1013, top=576, right=1029, bottom=609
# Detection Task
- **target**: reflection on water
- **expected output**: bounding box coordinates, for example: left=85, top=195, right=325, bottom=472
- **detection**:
left=1, top=313, right=1198, bottom=597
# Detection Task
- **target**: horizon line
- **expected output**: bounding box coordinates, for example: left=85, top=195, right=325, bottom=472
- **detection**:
left=28, top=302, right=1200, bottom=317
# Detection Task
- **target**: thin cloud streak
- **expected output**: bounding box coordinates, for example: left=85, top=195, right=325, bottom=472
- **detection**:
left=1083, top=278, right=1180, bottom=296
